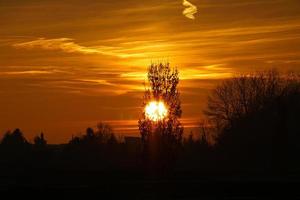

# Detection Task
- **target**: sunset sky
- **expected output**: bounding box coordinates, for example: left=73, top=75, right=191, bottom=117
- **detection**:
left=1, top=0, right=300, bottom=143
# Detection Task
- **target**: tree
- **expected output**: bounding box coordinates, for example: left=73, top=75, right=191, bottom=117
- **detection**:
left=33, top=132, right=49, bottom=160
left=67, top=123, right=116, bottom=146
left=1, top=128, right=29, bottom=147
left=67, top=122, right=117, bottom=150
left=1, top=129, right=31, bottom=159
left=204, top=70, right=283, bottom=130
left=82, top=127, right=95, bottom=145
left=138, top=62, right=183, bottom=169
left=204, top=69, right=300, bottom=172
left=34, top=132, right=47, bottom=148
left=96, top=122, right=115, bottom=144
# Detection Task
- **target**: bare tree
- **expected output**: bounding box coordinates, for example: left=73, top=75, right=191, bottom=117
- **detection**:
left=139, top=63, right=183, bottom=141
left=204, top=69, right=283, bottom=130
left=96, top=122, right=115, bottom=144
left=138, top=62, right=183, bottom=168
left=204, top=69, right=300, bottom=170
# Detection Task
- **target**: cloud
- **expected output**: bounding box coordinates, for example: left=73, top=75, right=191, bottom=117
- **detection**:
left=182, top=0, right=197, bottom=20
left=13, top=38, right=143, bottom=58
left=0, top=70, right=56, bottom=75
left=120, top=65, right=233, bottom=82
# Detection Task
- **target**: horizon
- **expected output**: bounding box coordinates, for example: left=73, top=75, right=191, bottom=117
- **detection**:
left=1, top=0, right=300, bottom=143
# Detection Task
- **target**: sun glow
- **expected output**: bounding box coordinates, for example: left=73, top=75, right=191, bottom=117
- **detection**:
left=145, top=101, right=168, bottom=121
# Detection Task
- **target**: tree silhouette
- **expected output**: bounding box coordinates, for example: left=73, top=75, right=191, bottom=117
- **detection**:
left=67, top=123, right=116, bottom=147
left=96, top=122, right=116, bottom=144
left=1, top=128, right=29, bottom=147
left=204, top=69, right=300, bottom=172
left=1, top=129, right=31, bottom=161
left=205, top=70, right=283, bottom=130
left=33, top=132, right=49, bottom=161
left=138, top=62, right=183, bottom=170
left=34, top=132, right=47, bottom=148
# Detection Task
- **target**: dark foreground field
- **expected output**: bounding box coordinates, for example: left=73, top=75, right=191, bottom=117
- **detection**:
left=1, top=167, right=300, bottom=199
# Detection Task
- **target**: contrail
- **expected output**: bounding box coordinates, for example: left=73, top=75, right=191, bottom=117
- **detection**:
left=182, top=0, right=197, bottom=20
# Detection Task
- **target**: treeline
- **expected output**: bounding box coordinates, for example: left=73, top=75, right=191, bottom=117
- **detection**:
left=0, top=123, right=133, bottom=171
left=0, top=70, right=300, bottom=178
left=205, top=70, right=300, bottom=173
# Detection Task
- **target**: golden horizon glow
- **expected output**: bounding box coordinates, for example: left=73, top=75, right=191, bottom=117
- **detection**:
left=145, top=101, right=168, bottom=121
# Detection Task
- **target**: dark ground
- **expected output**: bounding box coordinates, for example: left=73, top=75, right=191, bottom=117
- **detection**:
left=1, top=168, right=300, bottom=199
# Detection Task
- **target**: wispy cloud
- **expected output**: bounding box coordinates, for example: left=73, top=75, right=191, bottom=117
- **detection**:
left=182, top=0, right=197, bottom=19
left=121, top=65, right=233, bottom=81
left=13, top=38, right=143, bottom=58
left=0, top=70, right=56, bottom=75
left=180, top=64, right=233, bottom=80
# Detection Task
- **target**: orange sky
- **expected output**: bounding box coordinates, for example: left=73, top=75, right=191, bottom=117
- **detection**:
left=1, top=0, right=300, bottom=143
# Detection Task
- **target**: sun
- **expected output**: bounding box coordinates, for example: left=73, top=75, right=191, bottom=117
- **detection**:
left=145, top=101, right=168, bottom=121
